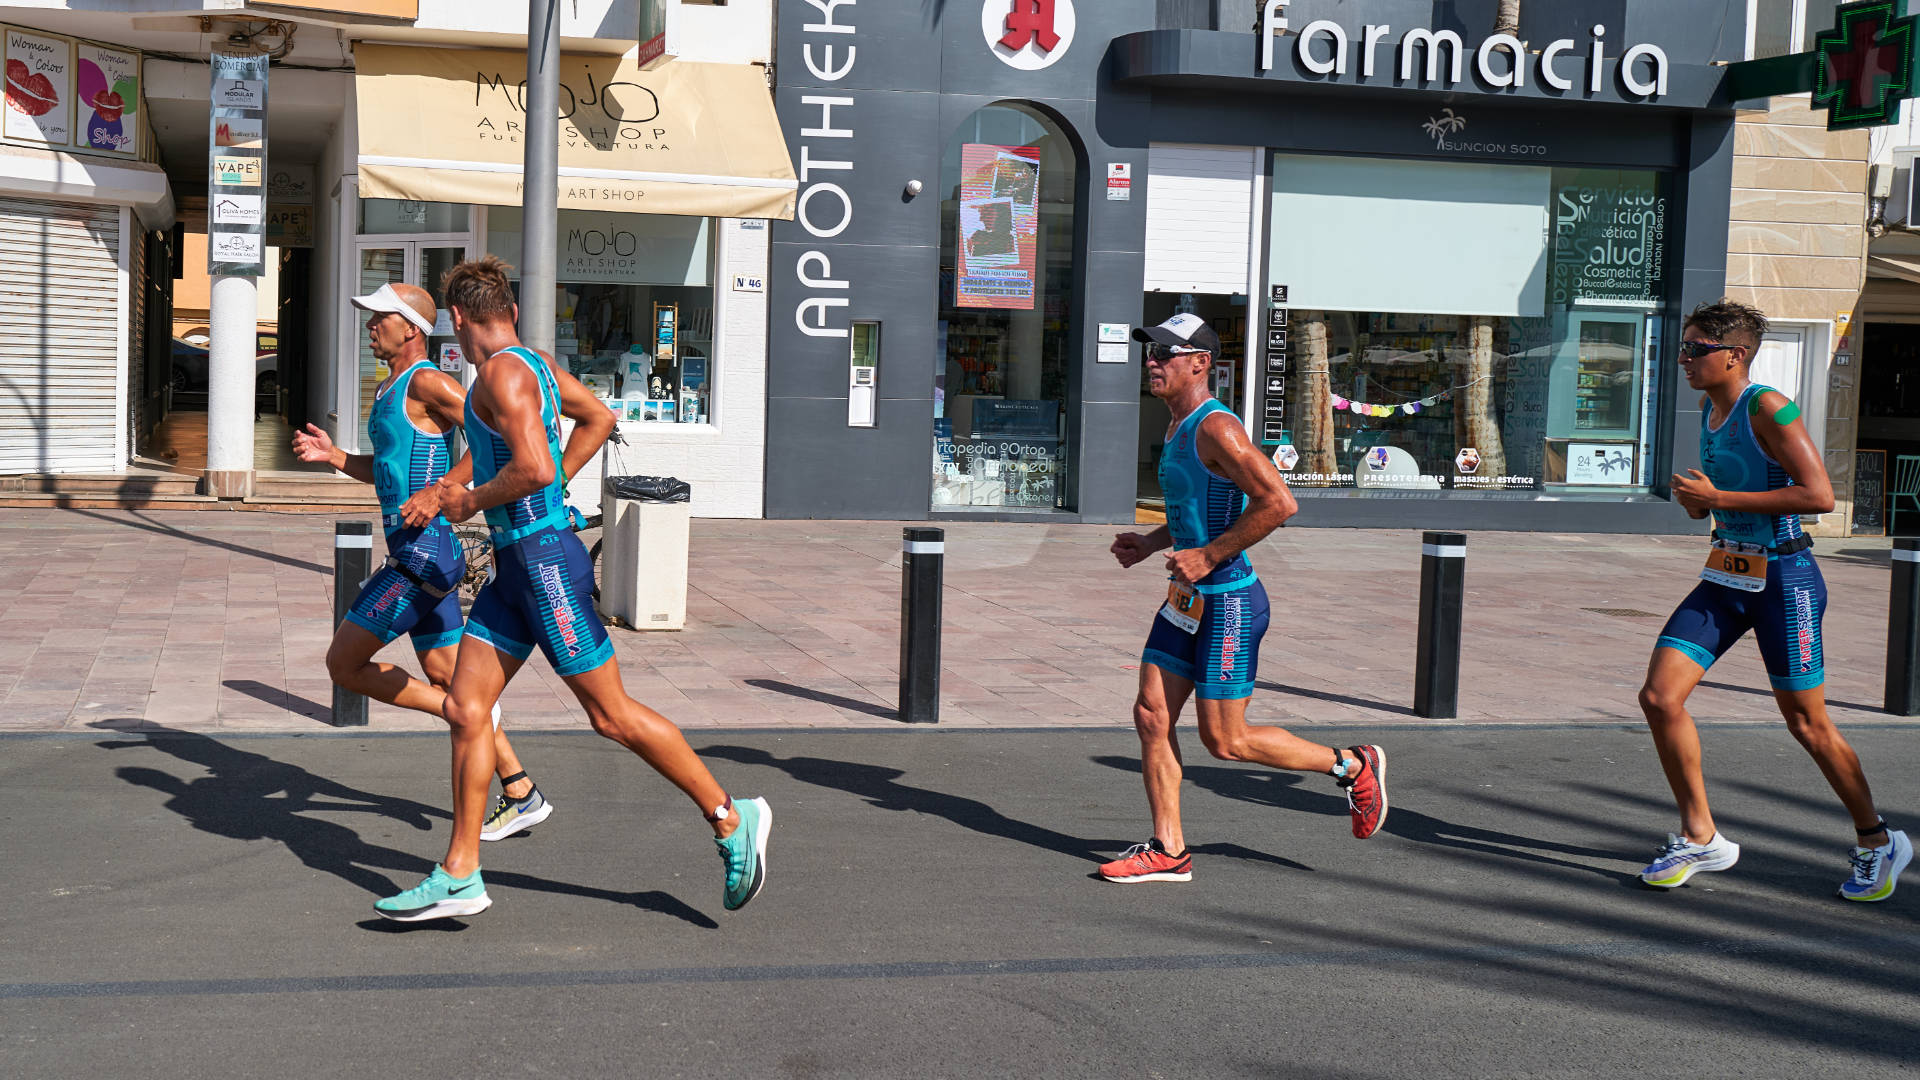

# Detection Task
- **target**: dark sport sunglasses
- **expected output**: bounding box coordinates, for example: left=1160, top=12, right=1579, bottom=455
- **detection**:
left=1678, top=340, right=1743, bottom=359
left=1144, top=343, right=1206, bottom=363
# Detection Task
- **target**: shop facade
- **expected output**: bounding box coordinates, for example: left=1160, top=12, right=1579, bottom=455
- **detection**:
left=766, top=0, right=1746, bottom=529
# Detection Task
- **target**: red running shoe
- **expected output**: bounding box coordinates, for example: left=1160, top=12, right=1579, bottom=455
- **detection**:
left=1098, top=838, right=1193, bottom=883
left=1339, top=745, right=1388, bottom=839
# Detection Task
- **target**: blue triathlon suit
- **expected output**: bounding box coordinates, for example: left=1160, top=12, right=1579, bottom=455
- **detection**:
left=463, top=346, right=614, bottom=677
left=344, top=360, right=466, bottom=652
left=1142, top=399, right=1271, bottom=701
left=1657, top=383, right=1826, bottom=691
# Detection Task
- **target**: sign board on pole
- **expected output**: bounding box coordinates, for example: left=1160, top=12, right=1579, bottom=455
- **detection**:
left=208, top=50, right=268, bottom=277
left=636, top=0, right=680, bottom=70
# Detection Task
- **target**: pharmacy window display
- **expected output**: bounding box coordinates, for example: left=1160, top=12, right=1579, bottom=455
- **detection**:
left=931, top=103, right=1080, bottom=511
left=1265, top=156, right=1668, bottom=493
left=487, top=208, right=716, bottom=425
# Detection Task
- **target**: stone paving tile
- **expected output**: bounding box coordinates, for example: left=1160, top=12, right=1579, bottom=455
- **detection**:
left=0, top=510, right=1913, bottom=733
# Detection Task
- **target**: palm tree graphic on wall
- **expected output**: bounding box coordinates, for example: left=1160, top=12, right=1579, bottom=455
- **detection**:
left=1422, top=109, right=1467, bottom=142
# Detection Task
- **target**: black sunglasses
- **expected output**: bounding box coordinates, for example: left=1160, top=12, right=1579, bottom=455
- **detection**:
left=1678, top=340, right=1742, bottom=359
left=1145, top=343, right=1203, bottom=362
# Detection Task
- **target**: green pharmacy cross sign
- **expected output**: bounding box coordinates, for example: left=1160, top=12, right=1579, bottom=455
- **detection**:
left=1728, top=0, right=1920, bottom=130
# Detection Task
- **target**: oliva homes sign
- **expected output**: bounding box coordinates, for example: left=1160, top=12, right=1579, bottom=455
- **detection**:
left=1258, top=0, right=1669, bottom=99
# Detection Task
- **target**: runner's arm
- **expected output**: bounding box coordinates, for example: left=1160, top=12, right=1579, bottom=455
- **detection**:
left=1165, top=412, right=1296, bottom=580
left=291, top=422, right=374, bottom=484
left=1711, top=391, right=1834, bottom=517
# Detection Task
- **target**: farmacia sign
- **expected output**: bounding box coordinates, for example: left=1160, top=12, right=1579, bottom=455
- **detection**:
left=1259, top=1, right=1669, bottom=99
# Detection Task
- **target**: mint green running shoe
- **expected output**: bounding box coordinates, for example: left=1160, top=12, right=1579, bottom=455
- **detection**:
left=374, top=864, right=491, bottom=922
left=715, top=797, right=771, bottom=911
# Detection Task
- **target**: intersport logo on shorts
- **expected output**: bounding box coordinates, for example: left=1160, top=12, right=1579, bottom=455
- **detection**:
left=538, top=562, right=582, bottom=656
left=1795, top=587, right=1815, bottom=669
left=1218, top=592, right=1244, bottom=678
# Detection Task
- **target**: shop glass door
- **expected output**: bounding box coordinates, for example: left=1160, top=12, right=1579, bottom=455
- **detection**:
left=348, top=238, right=470, bottom=452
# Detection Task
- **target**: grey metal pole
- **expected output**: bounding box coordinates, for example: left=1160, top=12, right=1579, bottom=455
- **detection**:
left=1885, top=538, right=1920, bottom=715
left=1414, top=531, right=1466, bottom=719
left=899, top=527, right=944, bottom=724
left=519, top=0, right=561, bottom=356
left=332, top=520, right=373, bottom=727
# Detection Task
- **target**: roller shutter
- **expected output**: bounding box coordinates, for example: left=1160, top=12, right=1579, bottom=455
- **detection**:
left=0, top=197, right=123, bottom=473
left=1143, top=145, right=1254, bottom=296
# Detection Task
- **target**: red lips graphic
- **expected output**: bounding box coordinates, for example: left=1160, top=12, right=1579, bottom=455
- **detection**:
left=5, top=58, right=59, bottom=119
left=90, top=90, right=123, bottom=123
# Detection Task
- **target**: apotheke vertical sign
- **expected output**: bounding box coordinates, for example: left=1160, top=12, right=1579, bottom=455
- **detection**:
left=208, top=51, right=267, bottom=276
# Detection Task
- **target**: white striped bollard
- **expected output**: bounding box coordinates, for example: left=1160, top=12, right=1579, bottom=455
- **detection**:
left=1414, top=531, right=1466, bottom=719
left=899, top=527, right=944, bottom=724
left=332, top=519, right=372, bottom=727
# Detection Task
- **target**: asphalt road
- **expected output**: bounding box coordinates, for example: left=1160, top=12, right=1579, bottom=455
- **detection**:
left=3, top=724, right=1917, bottom=1078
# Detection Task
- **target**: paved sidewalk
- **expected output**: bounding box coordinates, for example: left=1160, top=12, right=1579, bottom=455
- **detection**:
left=0, top=508, right=1905, bottom=732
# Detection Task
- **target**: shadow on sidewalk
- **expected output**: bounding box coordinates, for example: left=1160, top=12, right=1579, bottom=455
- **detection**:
left=91, top=723, right=715, bottom=927
left=744, top=679, right=897, bottom=721
left=65, top=508, right=332, bottom=574
left=224, top=680, right=332, bottom=723
left=1698, top=680, right=1883, bottom=715
left=703, top=744, right=1119, bottom=862
left=1093, top=756, right=1630, bottom=879
left=1255, top=681, right=1415, bottom=717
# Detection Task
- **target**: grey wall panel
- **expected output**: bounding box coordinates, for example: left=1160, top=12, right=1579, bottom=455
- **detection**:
left=768, top=237, right=941, bottom=401
left=1077, top=398, right=1144, bottom=522
left=765, top=395, right=932, bottom=519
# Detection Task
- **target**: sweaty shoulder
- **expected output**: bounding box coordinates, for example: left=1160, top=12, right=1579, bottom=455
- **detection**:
left=1747, top=388, right=1801, bottom=427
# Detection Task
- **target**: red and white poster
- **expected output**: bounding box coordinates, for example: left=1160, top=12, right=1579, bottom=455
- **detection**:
left=955, top=143, right=1040, bottom=310
left=5, top=27, right=72, bottom=147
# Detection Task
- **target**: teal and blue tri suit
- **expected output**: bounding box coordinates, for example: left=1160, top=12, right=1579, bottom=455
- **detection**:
left=1142, top=399, right=1271, bottom=700
left=1656, top=383, right=1826, bottom=691
left=344, top=359, right=466, bottom=652
left=462, top=346, right=614, bottom=677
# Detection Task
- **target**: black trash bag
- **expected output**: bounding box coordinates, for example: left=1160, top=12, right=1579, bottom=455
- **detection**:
left=608, top=475, right=691, bottom=503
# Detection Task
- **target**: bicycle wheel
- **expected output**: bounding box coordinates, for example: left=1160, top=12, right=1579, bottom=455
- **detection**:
left=453, top=524, right=493, bottom=606
left=589, top=538, right=604, bottom=602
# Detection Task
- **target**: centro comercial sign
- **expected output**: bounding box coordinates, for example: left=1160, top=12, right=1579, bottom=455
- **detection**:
left=1258, top=0, right=1670, bottom=99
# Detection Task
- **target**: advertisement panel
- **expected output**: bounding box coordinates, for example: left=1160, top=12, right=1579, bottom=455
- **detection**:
left=954, top=143, right=1040, bottom=310
left=4, top=26, right=72, bottom=147
left=74, top=40, right=137, bottom=155
left=208, top=50, right=268, bottom=277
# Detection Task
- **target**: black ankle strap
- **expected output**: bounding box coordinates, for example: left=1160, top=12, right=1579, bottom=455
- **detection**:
left=1858, top=817, right=1888, bottom=837
left=500, top=771, right=529, bottom=788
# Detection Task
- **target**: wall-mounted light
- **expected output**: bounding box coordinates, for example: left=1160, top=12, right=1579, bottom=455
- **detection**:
left=904, top=179, right=924, bottom=198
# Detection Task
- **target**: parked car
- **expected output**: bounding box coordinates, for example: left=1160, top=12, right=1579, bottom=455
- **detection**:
left=170, top=336, right=277, bottom=396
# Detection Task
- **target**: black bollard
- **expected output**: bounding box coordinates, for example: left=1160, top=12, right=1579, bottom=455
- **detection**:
left=1885, top=538, right=1920, bottom=716
left=1414, top=531, right=1466, bottom=719
left=899, top=526, right=944, bottom=724
left=331, top=519, right=373, bottom=728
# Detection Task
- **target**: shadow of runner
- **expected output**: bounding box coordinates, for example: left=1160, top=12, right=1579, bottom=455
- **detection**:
left=1094, top=756, right=1632, bottom=880
left=703, top=744, right=1119, bottom=862
left=92, top=723, right=445, bottom=897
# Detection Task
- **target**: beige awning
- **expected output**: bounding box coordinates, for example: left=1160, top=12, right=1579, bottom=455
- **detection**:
left=354, top=44, right=796, bottom=220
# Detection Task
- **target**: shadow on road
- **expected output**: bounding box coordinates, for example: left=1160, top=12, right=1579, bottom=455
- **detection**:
left=1093, top=755, right=1632, bottom=879
left=224, top=680, right=333, bottom=723
left=92, top=723, right=716, bottom=927
left=703, top=744, right=1119, bottom=863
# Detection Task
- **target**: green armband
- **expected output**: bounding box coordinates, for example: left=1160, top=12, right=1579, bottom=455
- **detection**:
left=1772, top=401, right=1801, bottom=426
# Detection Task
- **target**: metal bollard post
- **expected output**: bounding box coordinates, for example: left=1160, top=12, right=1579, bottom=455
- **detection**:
left=331, top=519, right=373, bottom=728
left=1885, top=538, right=1920, bottom=716
left=1414, top=531, right=1466, bottom=719
left=899, top=526, right=944, bottom=724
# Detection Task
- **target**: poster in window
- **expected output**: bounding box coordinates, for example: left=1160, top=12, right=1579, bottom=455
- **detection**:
left=1551, top=169, right=1668, bottom=309
left=956, top=143, right=1040, bottom=310
left=74, top=40, right=139, bottom=156
left=5, top=27, right=73, bottom=147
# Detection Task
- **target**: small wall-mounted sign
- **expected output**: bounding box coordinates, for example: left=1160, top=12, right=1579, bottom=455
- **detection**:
left=1099, top=323, right=1130, bottom=343
left=1106, top=162, right=1132, bottom=201
left=733, top=274, right=765, bottom=292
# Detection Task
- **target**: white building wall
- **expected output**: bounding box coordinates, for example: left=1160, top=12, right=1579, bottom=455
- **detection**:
left=570, top=218, right=768, bottom=518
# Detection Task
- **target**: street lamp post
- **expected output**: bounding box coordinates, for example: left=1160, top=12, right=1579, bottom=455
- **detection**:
left=520, top=0, right=560, bottom=356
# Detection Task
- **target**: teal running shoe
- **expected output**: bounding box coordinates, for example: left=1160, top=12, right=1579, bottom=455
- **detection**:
left=374, top=864, right=491, bottom=922
left=715, top=797, right=771, bottom=911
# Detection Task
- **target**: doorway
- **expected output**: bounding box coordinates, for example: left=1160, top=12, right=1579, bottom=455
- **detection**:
left=346, top=237, right=469, bottom=453
left=1135, top=292, right=1249, bottom=503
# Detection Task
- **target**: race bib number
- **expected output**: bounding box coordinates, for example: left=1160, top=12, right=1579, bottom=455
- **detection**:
left=1159, top=581, right=1204, bottom=634
left=1700, top=541, right=1767, bottom=593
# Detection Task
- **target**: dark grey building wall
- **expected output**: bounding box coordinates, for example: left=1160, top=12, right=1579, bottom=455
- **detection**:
left=768, top=0, right=1743, bottom=532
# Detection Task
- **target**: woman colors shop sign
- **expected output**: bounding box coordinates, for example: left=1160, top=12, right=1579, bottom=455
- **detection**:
left=3, top=26, right=139, bottom=156
left=1258, top=1, right=1669, bottom=99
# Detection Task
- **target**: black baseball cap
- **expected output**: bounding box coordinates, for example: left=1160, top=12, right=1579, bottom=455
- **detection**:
left=1131, top=313, right=1222, bottom=356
